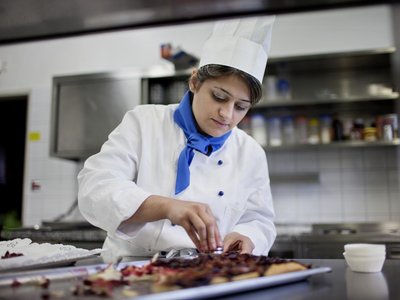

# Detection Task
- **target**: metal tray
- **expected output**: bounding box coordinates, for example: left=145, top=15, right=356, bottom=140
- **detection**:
left=134, top=265, right=332, bottom=300
left=0, top=260, right=331, bottom=300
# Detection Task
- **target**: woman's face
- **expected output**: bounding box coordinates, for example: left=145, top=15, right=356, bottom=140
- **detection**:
left=191, top=74, right=251, bottom=137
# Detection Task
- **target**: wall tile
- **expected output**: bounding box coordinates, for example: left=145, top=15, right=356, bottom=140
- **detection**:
left=341, top=171, right=365, bottom=190
left=340, top=148, right=365, bottom=170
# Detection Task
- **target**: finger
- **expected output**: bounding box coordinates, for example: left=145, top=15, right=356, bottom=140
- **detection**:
left=198, top=209, right=217, bottom=250
left=189, top=214, right=208, bottom=252
left=182, top=221, right=202, bottom=251
left=228, top=240, right=242, bottom=252
left=222, top=238, right=234, bottom=253
left=214, top=226, right=223, bottom=248
left=239, top=241, right=253, bottom=254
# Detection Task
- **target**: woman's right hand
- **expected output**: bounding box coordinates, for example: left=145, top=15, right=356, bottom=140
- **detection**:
left=165, top=200, right=222, bottom=252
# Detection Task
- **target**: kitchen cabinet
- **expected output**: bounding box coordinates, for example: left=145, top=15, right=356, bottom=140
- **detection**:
left=141, top=49, right=400, bottom=150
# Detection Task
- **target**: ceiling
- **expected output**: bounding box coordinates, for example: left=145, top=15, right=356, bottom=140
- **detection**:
left=0, top=0, right=397, bottom=45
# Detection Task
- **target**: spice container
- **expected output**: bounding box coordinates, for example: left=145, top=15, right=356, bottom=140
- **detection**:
left=381, top=114, right=399, bottom=142
left=282, top=116, right=295, bottom=145
left=295, top=117, right=308, bottom=144
left=250, top=114, right=268, bottom=147
left=308, top=118, right=320, bottom=144
left=320, top=115, right=332, bottom=144
left=363, top=127, right=377, bottom=142
left=350, top=118, right=364, bottom=141
left=332, top=117, right=344, bottom=141
left=267, top=117, right=282, bottom=146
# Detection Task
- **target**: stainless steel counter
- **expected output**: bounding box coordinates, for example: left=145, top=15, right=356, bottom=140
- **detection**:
left=0, top=258, right=399, bottom=300
left=214, top=259, right=399, bottom=300
left=271, top=222, right=400, bottom=259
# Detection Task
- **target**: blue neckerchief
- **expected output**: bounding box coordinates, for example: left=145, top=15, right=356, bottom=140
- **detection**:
left=173, top=91, right=231, bottom=195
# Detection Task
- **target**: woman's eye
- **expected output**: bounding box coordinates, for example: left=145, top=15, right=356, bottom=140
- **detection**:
left=213, top=93, right=226, bottom=101
left=235, top=104, right=247, bottom=111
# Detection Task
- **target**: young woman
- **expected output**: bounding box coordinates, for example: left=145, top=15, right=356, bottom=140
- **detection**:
left=78, top=17, right=276, bottom=260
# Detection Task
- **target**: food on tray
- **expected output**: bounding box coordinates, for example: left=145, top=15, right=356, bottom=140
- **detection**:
left=72, top=252, right=309, bottom=296
left=1, top=251, right=23, bottom=259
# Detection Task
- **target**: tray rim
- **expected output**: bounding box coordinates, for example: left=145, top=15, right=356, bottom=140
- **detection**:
left=133, top=265, right=332, bottom=300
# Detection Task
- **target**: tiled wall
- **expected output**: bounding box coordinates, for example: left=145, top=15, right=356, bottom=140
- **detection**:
left=23, top=87, right=82, bottom=226
left=22, top=88, right=400, bottom=226
left=269, top=147, right=400, bottom=224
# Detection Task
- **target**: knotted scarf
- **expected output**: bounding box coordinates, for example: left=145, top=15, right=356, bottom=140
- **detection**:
left=173, top=91, right=231, bottom=194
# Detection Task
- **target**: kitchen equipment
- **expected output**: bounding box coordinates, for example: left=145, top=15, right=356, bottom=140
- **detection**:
left=296, top=222, right=400, bottom=259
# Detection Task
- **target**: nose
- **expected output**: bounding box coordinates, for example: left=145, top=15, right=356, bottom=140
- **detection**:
left=218, top=102, right=234, bottom=121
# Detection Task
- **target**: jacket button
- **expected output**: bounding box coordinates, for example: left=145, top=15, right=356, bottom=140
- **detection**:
left=217, top=160, right=223, bottom=165
left=218, top=191, right=224, bottom=196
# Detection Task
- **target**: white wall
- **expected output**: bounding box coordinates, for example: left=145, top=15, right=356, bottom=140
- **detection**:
left=0, top=4, right=396, bottom=226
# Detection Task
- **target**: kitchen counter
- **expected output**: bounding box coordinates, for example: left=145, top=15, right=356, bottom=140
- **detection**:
left=0, top=258, right=398, bottom=299
left=0, top=224, right=106, bottom=250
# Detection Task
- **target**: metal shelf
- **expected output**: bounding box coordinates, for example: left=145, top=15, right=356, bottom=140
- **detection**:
left=263, top=140, right=400, bottom=151
left=255, top=92, right=399, bottom=108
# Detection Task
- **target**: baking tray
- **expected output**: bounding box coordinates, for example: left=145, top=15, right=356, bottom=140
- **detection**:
left=134, top=265, right=332, bottom=300
left=0, top=260, right=331, bottom=300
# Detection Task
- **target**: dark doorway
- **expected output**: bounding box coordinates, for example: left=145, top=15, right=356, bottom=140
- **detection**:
left=0, top=96, right=27, bottom=229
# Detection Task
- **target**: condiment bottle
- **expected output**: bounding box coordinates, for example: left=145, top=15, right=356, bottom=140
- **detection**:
left=332, top=117, right=344, bottom=141
left=282, top=116, right=295, bottom=145
left=363, top=127, right=377, bottom=142
left=320, top=115, right=332, bottom=144
left=308, top=118, right=320, bottom=144
left=267, top=117, right=282, bottom=146
left=250, top=114, right=268, bottom=147
left=295, top=116, right=308, bottom=144
left=350, top=118, right=364, bottom=141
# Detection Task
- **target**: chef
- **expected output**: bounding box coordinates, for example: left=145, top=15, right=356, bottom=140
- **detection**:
left=78, top=16, right=276, bottom=261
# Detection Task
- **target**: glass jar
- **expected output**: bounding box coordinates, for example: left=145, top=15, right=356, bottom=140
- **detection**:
left=282, top=116, right=295, bottom=145
left=250, top=114, right=268, bottom=147
left=350, top=118, right=364, bottom=141
left=295, top=116, right=308, bottom=144
left=267, top=117, right=282, bottom=146
left=320, top=115, right=332, bottom=144
left=363, top=127, right=377, bottom=142
left=308, top=118, right=320, bottom=144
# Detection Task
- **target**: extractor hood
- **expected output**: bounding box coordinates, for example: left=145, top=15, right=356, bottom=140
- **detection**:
left=0, top=0, right=397, bottom=45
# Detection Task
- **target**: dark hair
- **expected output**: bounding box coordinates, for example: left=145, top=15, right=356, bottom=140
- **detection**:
left=191, top=64, right=262, bottom=105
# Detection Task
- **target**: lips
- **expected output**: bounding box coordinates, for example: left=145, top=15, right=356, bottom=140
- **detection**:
left=212, top=118, right=229, bottom=128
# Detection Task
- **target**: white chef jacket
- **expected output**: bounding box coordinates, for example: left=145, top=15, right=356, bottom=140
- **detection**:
left=78, top=103, right=276, bottom=260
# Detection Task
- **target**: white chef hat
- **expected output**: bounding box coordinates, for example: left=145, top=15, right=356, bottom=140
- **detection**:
left=198, top=16, right=275, bottom=84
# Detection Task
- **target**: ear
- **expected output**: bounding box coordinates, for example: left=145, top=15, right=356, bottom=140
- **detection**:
left=189, top=69, right=198, bottom=92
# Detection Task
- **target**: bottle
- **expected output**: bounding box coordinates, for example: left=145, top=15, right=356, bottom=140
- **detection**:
left=295, top=116, right=308, bottom=144
left=267, top=117, right=282, bottom=146
left=308, top=118, right=320, bottom=144
left=282, top=116, right=295, bottom=145
left=332, top=117, right=344, bottom=141
left=363, top=127, right=377, bottom=142
left=320, top=115, right=332, bottom=144
left=250, top=114, right=268, bottom=147
left=350, top=118, right=364, bottom=141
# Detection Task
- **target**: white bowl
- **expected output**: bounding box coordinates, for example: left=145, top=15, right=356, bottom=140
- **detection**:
left=343, top=252, right=385, bottom=273
left=344, top=244, right=386, bottom=257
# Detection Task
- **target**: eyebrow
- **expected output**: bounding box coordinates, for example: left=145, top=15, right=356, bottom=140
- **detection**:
left=214, top=86, right=251, bottom=103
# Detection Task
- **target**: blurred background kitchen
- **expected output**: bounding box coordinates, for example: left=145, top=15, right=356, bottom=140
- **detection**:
left=0, top=1, right=399, bottom=259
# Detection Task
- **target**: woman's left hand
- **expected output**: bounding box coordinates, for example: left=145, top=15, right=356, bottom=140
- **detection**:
left=223, top=232, right=254, bottom=254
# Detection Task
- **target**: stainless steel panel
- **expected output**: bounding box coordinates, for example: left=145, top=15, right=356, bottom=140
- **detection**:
left=51, top=72, right=140, bottom=160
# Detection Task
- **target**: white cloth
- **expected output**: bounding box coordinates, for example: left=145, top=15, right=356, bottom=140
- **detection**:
left=78, top=104, right=276, bottom=260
